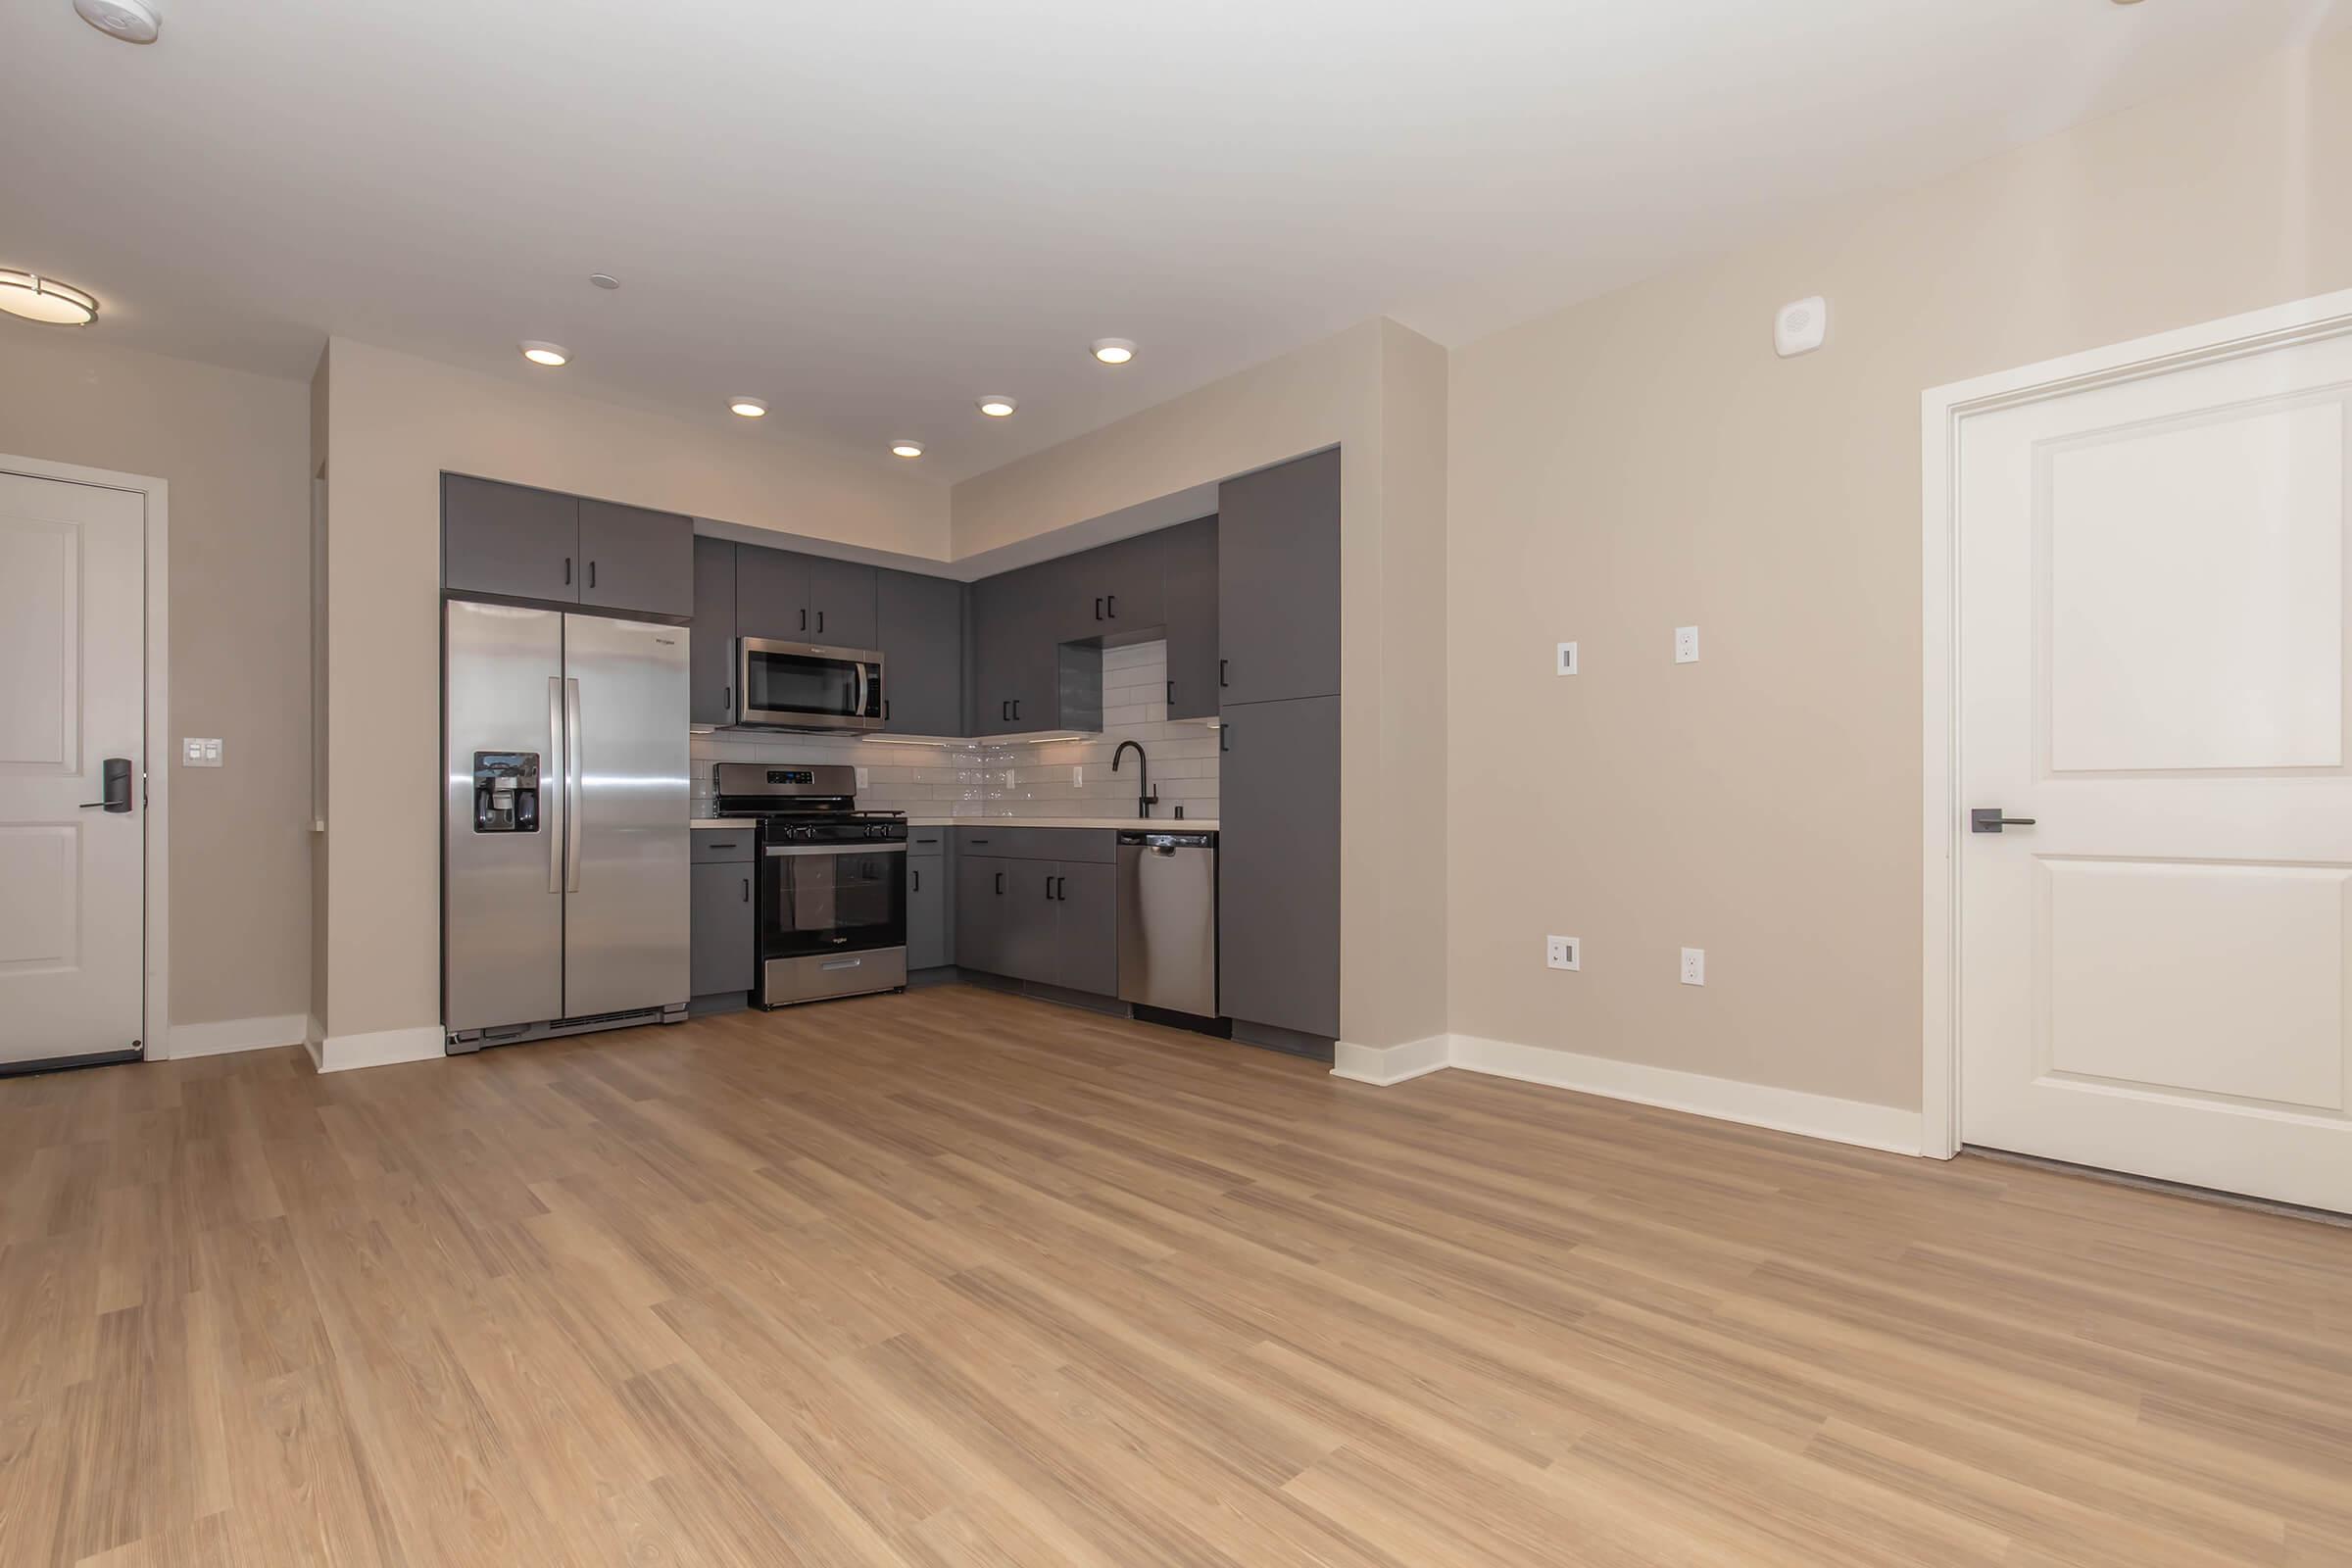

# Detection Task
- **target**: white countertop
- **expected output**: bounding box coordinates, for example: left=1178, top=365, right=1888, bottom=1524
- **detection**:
left=693, top=816, right=1216, bottom=831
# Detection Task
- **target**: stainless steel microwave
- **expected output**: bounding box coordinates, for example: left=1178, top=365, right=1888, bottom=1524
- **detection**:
left=735, top=638, right=885, bottom=731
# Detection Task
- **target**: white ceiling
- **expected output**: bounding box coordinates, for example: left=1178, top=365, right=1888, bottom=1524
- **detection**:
left=3, top=0, right=2343, bottom=482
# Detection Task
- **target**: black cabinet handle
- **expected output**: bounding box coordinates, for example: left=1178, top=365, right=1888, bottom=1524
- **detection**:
left=1220, top=722, right=1230, bottom=754
left=1044, top=876, right=1054, bottom=902
left=706, top=840, right=739, bottom=850
left=1001, top=700, right=1010, bottom=722
left=800, top=607, right=808, bottom=632
left=816, top=610, right=825, bottom=635
left=1055, top=875, right=1068, bottom=901
left=994, top=871, right=1004, bottom=894
left=1106, top=595, right=1117, bottom=619
left=588, top=560, right=597, bottom=589
left=564, top=557, right=572, bottom=586
left=1095, top=596, right=1104, bottom=620
left=1219, top=659, right=1228, bottom=688
left=742, top=876, right=750, bottom=903
left=883, top=698, right=891, bottom=721
left=911, top=868, right=920, bottom=892
left=723, top=684, right=731, bottom=714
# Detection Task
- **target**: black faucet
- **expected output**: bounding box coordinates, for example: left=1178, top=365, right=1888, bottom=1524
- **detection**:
left=1111, top=740, right=1158, bottom=819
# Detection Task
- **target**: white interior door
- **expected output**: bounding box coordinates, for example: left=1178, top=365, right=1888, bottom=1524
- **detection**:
left=1958, top=331, right=2352, bottom=1213
left=0, top=471, right=146, bottom=1066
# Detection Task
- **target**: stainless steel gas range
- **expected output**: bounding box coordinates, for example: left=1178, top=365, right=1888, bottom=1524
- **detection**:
left=711, top=762, right=908, bottom=1007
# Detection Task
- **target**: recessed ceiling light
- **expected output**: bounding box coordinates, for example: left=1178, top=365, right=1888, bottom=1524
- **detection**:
left=730, top=398, right=768, bottom=417
left=74, top=0, right=161, bottom=43
left=890, top=441, right=924, bottom=459
left=0, top=270, right=99, bottom=326
left=976, top=396, right=1017, bottom=417
left=1091, top=338, right=1136, bottom=365
left=588, top=273, right=621, bottom=290
left=518, top=341, right=568, bottom=367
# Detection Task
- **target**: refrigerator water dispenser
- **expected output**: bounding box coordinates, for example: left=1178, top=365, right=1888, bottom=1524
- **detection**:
left=470, top=751, right=541, bottom=833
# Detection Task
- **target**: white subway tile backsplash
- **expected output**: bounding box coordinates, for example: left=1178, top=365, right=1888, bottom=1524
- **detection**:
left=690, top=639, right=1218, bottom=821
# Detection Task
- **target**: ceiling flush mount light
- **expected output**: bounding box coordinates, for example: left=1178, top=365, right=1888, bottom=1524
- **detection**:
left=1091, top=338, right=1136, bottom=365
left=976, top=396, right=1017, bottom=417
left=74, top=0, right=161, bottom=43
left=518, top=340, right=568, bottom=367
left=730, top=398, right=768, bottom=417
left=890, top=441, right=924, bottom=459
left=0, top=270, right=99, bottom=325
left=588, top=272, right=621, bottom=290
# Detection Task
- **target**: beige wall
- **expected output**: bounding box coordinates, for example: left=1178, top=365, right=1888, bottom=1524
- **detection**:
left=1446, top=38, right=2352, bottom=1110
left=318, top=336, right=949, bottom=1041
left=954, top=318, right=1450, bottom=1049
left=0, top=329, right=313, bottom=1027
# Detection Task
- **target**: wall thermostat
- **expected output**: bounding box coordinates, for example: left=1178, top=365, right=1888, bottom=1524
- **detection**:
left=1775, top=295, right=1827, bottom=358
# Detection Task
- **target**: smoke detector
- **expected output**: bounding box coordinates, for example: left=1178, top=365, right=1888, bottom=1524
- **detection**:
left=75, top=0, right=161, bottom=43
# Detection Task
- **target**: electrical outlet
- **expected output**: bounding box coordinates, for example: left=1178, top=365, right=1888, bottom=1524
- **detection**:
left=1546, top=935, right=1581, bottom=971
left=1674, top=626, right=1700, bottom=663
left=1681, top=947, right=1705, bottom=986
left=855, top=765, right=869, bottom=788
left=1555, top=641, right=1579, bottom=677
left=1072, top=765, right=1084, bottom=786
left=182, top=737, right=223, bottom=767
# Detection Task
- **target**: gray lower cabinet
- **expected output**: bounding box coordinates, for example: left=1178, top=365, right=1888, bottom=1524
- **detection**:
left=906, top=842, right=951, bottom=970
left=442, top=474, right=581, bottom=606
left=578, top=499, right=693, bottom=618
left=1218, top=694, right=1340, bottom=1038
left=689, top=841, right=757, bottom=1002
left=1217, top=447, right=1341, bottom=706
left=950, top=832, right=1117, bottom=996
left=1162, top=514, right=1219, bottom=720
left=956, top=855, right=1009, bottom=974
left=877, top=569, right=964, bottom=734
left=690, top=536, right=737, bottom=725
left=1052, top=862, right=1118, bottom=997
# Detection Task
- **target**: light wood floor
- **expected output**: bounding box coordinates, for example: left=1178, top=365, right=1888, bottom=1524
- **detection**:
left=3, top=987, right=2348, bottom=1567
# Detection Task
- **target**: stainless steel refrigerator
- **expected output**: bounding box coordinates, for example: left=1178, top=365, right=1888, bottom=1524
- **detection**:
left=443, top=600, right=690, bottom=1050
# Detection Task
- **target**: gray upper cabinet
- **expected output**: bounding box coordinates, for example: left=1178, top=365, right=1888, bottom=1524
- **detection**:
left=971, top=563, right=1062, bottom=735
left=807, top=557, right=877, bottom=649
left=444, top=475, right=691, bottom=620
left=877, top=569, right=964, bottom=735
left=690, top=537, right=737, bottom=726
left=735, top=546, right=811, bottom=641
left=1217, top=448, right=1341, bottom=706
left=735, top=544, right=877, bottom=649
left=1218, top=693, right=1340, bottom=1038
left=577, top=499, right=693, bottom=618
left=1059, top=531, right=1167, bottom=641
left=1162, top=515, right=1219, bottom=721
left=442, top=474, right=580, bottom=605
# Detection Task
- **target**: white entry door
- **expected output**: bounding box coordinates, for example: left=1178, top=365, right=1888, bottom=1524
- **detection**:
left=0, top=470, right=146, bottom=1067
left=1958, top=328, right=2352, bottom=1213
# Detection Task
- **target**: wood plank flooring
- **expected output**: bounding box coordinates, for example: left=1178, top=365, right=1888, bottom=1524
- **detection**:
left=3, top=984, right=2348, bottom=1566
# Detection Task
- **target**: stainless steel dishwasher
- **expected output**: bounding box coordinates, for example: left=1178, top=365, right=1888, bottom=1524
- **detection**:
left=1116, top=830, right=1218, bottom=1018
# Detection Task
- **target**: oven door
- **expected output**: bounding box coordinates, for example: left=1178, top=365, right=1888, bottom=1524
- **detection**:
left=735, top=639, right=885, bottom=731
left=760, top=843, right=907, bottom=960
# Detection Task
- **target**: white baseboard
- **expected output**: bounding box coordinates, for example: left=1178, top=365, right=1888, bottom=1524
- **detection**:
left=1447, top=1034, right=1923, bottom=1155
left=316, top=1024, right=445, bottom=1073
left=1331, top=1034, right=1451, bottom=1086
left=167, top=1013, right=309, bottom=1059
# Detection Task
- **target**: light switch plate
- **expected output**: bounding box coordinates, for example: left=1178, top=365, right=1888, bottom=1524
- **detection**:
left=1681, top=947, right=1705, bottom=986
left=182, top=737, right=223, bottom=767
left=1674, top=626, right=1700, bottom=663
left=1555, top=641, right=1579, bottom=676
left=1546, top=935, right=1581, bottom=971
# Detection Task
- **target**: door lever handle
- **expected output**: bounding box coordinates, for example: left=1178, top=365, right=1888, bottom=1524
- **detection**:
left=1971, top=808, right=2036, bottom=834
left=79, top=759, right=134, bottom=812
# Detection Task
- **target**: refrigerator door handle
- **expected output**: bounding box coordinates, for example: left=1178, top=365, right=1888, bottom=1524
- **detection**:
left=547, top=676, right=565, bottom=894
left=564, top=677, right=583, bottom=893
